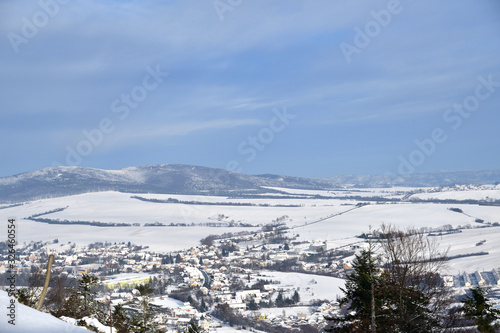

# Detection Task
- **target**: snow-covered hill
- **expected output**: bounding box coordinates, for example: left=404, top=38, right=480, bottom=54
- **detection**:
left=1, top=187, right=499, bottom=273
left=1, top=164, right=499, bottom=203
left=0, top=291, right=90, bottom=332
left=0, top=164, right=339, bottom=203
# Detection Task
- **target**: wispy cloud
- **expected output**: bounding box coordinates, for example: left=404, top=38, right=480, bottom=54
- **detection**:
left=1, top=0, right=499, bottom=177
left=102, top=118, right=263, bottom=149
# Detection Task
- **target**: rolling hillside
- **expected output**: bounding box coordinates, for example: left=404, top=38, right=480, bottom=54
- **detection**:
left=1, top=164, right=500, bottom=204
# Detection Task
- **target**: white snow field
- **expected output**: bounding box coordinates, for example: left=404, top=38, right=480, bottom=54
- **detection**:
left=264, top=186, right=426, bottom=198
left=437, top=227, right=500, bottom=274
left=0, top=189, right=499, bottom=273
left=150, top=296, right=184, bottom=308
left=1, top=191, right=351, bottom=227
left=14, top=220, right=258, bottom=253
left=287, top=202, right=489, bottom=242
left=255, top=271, right=345, bottom=303
left=0, top=291, right=90, bottom=332
left=409, top=186, right=500, bottom=201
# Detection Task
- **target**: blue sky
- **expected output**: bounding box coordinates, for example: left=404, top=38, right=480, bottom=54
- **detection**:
left=1, top=0, right=499, bottom=178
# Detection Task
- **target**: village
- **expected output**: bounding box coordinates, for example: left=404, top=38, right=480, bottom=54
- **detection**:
left=1, top=222, right=500, bottom=332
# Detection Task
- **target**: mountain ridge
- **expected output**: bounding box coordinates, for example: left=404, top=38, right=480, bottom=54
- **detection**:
left=0, top=164, right=337, bottom=203
left=1, top=164, right=499, bottom=203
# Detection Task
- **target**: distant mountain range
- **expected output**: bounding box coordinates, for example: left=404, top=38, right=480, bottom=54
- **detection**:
left=328, top=170, right=500, bottom=188
left=0, top=165, right=499, bottom=203
left=0, top=164, right=337, bottom=203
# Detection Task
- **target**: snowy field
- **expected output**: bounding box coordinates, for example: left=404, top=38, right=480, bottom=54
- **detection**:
left=150, top=296, right=184, bottom=309
left=13, top=220, right=257, bottom=253
left=251, top=306, right=312, bottom=317
left=0, top=189, right=499, bottom=273
left=437, top=227, right=500, bottom=274
left=254, top=271, right=345, bottom=303
left=264, top=186, right=423, bottom=199
left=409, top=186, right=500, bottom=201
left=1, top=191, right=350, bottom=227
left=288, top=203, right=489, bottom=241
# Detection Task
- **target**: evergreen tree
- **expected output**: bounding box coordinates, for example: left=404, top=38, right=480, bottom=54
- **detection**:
left=200, top=298, right=207, bottom=312
left=292, top=290, right=300, bottom=304
left=461, top=286, right=500, bottom=333
left=129, top=283, right=158, bottom=332
left=185, top=320, right=205, bottom=333
left=136, top=283, right=154, bottom=296
left=276, top=290, right=285, bottom=307
left=79, top=273, right=99, bottom=312
left=325, top=224, right=451, bottom=333
left=175, top=253, right=182, bottom=263
left=111, top=304, right=130, bottom=333
left=325, top=249, right=381, bottom=332
left=52, top=273, right=100, bottom=319
left=248, top=299, right=259, bottom=310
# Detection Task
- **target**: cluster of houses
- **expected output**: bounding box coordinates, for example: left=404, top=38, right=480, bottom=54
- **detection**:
left=5, top=231, right=499, bottom=332
left=1, top=235, right=359, bottom=331
left=442, top=269, right=500, bottom=288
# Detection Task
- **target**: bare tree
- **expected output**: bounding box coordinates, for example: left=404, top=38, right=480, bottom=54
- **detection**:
left=326, top=224, right=454, bottom=332
left=46, top=273, right=70, bottom=313
left=16, top=266, right=44, bottom=308
left=377, top=223, right=452, bottom=332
